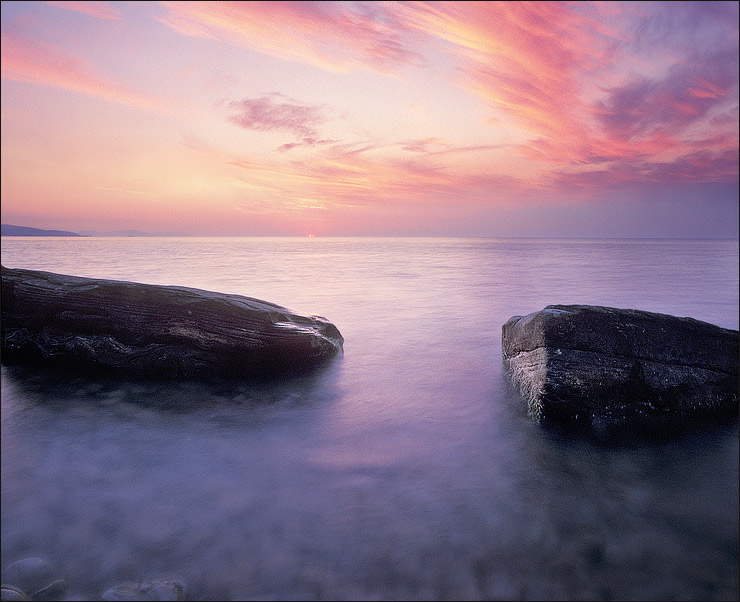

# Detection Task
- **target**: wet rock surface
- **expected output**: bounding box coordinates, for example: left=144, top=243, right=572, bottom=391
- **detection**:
left=1, top=558, right=67, bottom=601
left=100, top=580, right=187, bottom=601
left=502, top=305, right=739, bottom=435
left=1, top=558, right=186, bottom=602
left=0, top=585, right=32, bottom=601
left=1, top=266, right=343, bottom=380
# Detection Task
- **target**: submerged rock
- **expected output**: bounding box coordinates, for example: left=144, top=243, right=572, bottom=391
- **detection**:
left=1, top=558, right=67, bottom=601
left=0, top=585, right=32, bottom=601
left=502, top=305, right=738, bottom=435
left=1, top=266, right=343, bottom=380
left=100, top=580, right=186, bottom=601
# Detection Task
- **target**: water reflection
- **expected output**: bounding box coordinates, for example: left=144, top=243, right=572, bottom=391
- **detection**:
left=2, top=359, right=343, bottom=413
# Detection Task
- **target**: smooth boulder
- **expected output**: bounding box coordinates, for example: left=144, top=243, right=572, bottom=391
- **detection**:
left=1, top=558, right=67, bottom=601
left=502, top=305, right=738, bottom=433
left=1, top=266, right=343, bottom=379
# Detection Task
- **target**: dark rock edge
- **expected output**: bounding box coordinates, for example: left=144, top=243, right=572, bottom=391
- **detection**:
left=1, top=266, right=343, bottom=381
left=502, top=304, right=739, bottom=437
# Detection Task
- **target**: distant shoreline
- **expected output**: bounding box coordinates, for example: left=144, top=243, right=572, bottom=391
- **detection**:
left=1, top=224, right=83, bottom=237
left=0, top=225, right=185, bottom=237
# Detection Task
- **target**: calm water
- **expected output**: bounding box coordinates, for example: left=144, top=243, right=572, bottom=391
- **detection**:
left=1, top=237, right=738, bottom=601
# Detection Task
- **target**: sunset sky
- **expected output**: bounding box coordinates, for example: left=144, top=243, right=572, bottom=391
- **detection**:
left=1, top=1, right=738, bottom=237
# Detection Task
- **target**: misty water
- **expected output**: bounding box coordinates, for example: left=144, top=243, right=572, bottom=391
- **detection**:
left=1, top=237, right=738, bottom=601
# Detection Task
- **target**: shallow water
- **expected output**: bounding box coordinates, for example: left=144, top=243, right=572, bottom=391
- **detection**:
left=2, top=237, right=738, bottom=600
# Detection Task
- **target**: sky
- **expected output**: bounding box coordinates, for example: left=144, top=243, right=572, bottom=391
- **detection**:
left=1, top=1, right=738, bottom=237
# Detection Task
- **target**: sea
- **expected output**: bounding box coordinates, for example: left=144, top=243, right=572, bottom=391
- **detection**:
left=1, top=237, right=738, bottom=601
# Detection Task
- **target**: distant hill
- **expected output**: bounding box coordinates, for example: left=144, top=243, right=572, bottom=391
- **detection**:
left=1, top=224, right=84, bottom=237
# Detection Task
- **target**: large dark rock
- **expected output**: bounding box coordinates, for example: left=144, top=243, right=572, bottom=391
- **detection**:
left=1, top=266, right=343, bottom=380
left=502, top=305, right=738, bottom=434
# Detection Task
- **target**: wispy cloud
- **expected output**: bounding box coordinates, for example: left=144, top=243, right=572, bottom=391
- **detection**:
left=400, top=138, right=445, bottom=153
left=394, top=1, right=613, bottom=141
left=1, top=32, right=168, bottom=111
left=277, top=138, right=336, bottom=153
left=388, top=1, right=737, bottom=195
left=163, top=1, right=738, bottom=195
left=596, top=57, right=736, bottom=141
left=1, top=0, right=736, bottom=236
left=192, top=137, right=528, bottom=215
left=551, top=146, right=739, bottom=194
left=157, top=1, right=424, bottom=74
left=46, top=1, right=122, bottom=21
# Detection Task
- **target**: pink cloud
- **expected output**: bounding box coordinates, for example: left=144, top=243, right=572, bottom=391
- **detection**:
left=157, top=1, right=423, bottom=74
left=392, top=2, right=737, bottom=190
left=541, top=52, right=738, bottom=189
left=228, top=94, right=325, bottom=138
left=159, top=0, right=737, bottom=196
left=394, top=1, right=613, bottom=142
left=689, top=78, right=727, bottom=99
left=549, top=145, right=738, bottom=197
left=1, top=32, right=167, bottom=111
left=227, top=93, right=340, bottom=152
left=596, top=60, right=736, bottom=142
left=46, top=1, right=122, bottom=21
